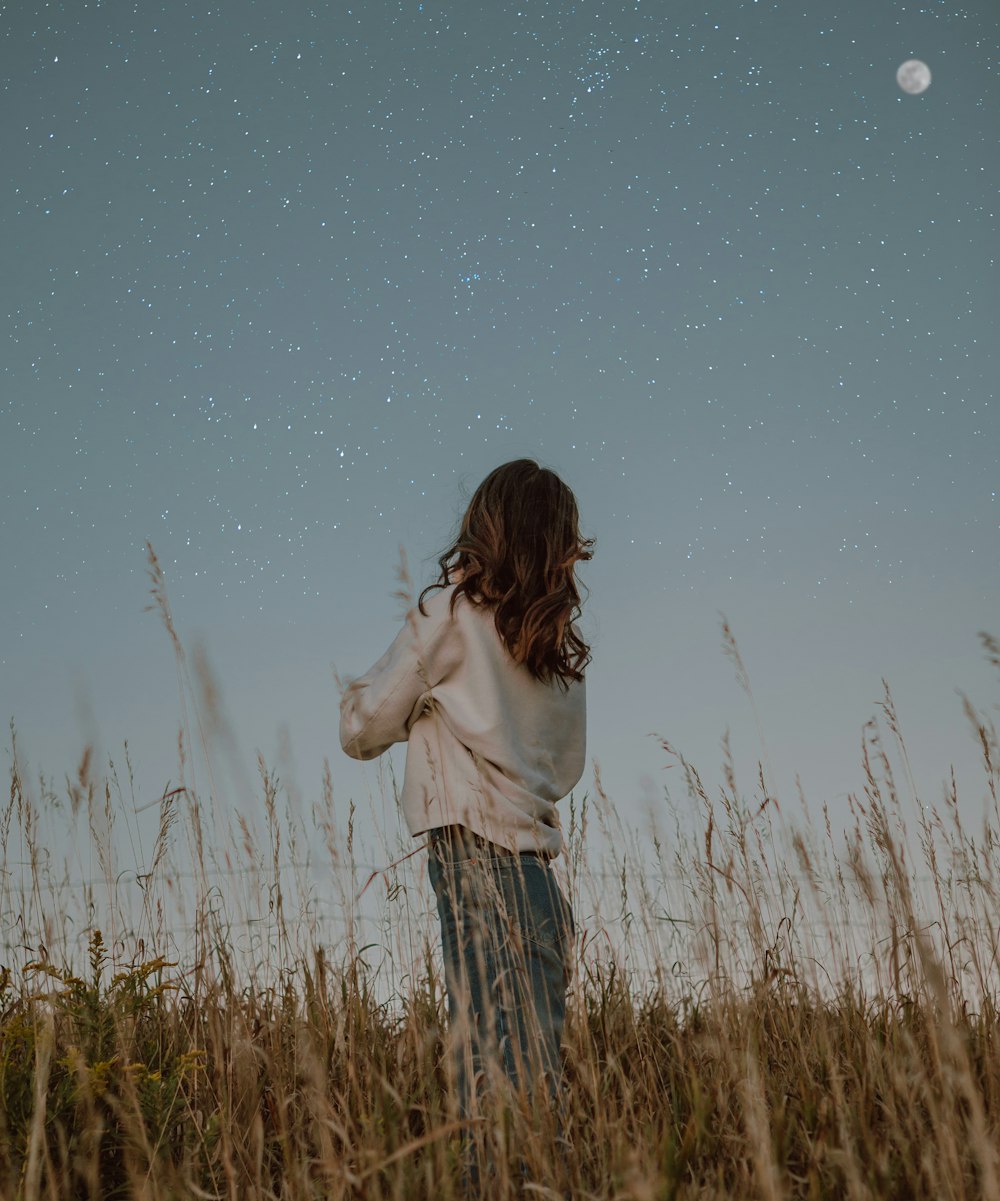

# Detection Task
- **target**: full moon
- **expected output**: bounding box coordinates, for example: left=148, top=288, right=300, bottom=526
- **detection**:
left=897, top=59, right=931, bottom=94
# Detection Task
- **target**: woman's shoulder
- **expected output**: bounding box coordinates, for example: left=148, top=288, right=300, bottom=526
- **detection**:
left=412, top=582, right=476, bottom=640
left=419, top=579, right=489, bottom=616
left=418, top=583, right=500, bottom=647
left=416, top=580, right=458, bottom=618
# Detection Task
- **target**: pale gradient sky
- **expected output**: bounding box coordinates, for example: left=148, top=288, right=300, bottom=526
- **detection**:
left=2, top=1, right=998, bottom=888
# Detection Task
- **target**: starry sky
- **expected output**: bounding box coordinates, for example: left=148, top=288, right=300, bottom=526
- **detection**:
left=2, top=1, right=998, bottom=875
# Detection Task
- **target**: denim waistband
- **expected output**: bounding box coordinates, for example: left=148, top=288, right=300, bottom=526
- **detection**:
left=428, top=824, right=545, bottom=861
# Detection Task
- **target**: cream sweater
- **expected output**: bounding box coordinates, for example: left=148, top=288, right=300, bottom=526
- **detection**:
left=339, top=584, right=586, bottom=857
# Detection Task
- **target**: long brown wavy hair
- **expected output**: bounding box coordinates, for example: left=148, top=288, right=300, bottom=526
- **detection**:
left=418, top=459, right=594, bottom=686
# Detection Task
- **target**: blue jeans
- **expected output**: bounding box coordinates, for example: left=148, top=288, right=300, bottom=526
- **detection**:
left=428, top=826, right=575, bottom=1190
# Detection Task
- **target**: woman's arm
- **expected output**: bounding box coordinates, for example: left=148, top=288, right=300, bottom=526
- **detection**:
left=339, top=600, right=458, bottom=760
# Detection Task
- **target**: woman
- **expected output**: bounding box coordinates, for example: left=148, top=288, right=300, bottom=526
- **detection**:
left=339, top=458, right=592, bottom=1192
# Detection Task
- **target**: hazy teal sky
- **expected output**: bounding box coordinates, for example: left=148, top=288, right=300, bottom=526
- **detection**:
left=2, top=1, right=998, bottom=875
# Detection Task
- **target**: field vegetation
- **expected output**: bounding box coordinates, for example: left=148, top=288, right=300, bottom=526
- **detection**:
left=2, top=592, right=998, bottom=1199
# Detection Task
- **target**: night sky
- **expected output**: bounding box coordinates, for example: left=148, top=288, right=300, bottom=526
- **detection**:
left=3, top=1, right=998, bottom=873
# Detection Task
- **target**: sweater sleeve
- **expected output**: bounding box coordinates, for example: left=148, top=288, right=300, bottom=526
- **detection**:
left=339, top=598, right=459, bottom=761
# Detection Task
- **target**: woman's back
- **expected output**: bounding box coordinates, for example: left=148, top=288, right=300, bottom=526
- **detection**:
left=340, top=582, right=585, bottom=855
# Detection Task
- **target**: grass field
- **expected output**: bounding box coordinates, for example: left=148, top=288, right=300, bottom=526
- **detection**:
left=2, top=625, right=998, bottom=1199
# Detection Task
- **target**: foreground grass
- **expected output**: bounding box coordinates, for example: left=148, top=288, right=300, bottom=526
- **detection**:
left=2, top=934, right=999, bottom=1200
left=2, top=630, right=999, bottom=1198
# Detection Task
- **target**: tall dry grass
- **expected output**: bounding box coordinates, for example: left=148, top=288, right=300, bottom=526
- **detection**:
left=1, top=555, right=998, bottom=1198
